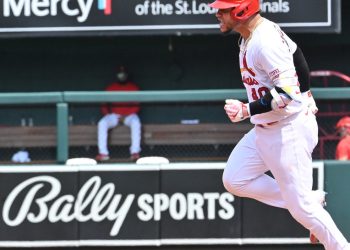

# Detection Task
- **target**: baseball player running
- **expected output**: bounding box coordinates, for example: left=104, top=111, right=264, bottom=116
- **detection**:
left=209, top=0, right=350, bottom=249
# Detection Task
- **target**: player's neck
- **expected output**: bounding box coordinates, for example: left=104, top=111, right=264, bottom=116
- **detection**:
left=240, top=14, right=263, bottom=40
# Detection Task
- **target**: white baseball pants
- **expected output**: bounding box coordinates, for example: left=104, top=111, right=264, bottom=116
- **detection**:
left=97, top=113, right=141, bottom=155
left=223, top=110, right=349, bottom=250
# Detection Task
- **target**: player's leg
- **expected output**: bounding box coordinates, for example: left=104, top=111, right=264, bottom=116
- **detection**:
left=223, top=128, right=287, bottom=208
left=257, top=112, right=349, bottom=250
left=124, top=114, right=141, bottom=157
left=97, top=113, right=119, bottom=156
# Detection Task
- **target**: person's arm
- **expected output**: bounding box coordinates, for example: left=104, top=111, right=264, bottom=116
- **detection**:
left=225, top=74, right=301, bottom=123
left=293, top=46, right=318, bottom=114
left=225, top=41, right=311, bottom=122
left=100, top=84, right=115, bottom=115
left=249, top=46, right=313, bottom=116
left=126, top=82, right=141, bottom=114
left=248, top=86, right=297, bottom=116
left=101, top=104, right=110, bottom=115
left=294, top=47, right=310, bottom=93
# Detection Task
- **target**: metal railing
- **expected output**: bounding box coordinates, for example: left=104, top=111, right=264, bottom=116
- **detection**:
left=0, top=88, right=349, bottom=163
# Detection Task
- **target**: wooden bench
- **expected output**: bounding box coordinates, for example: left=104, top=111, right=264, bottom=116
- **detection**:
left=0, top=123, right=253, bottom=148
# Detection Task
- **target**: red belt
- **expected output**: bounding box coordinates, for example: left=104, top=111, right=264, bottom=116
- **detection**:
left=257, top=121, right=278, bottom=128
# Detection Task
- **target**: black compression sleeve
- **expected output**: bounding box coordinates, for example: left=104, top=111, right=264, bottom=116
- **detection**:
left=293, top=47, right=310, bottom=93
left=249, top=91, right=273, bottom=116
left=248, top=87, right=291, bottom=115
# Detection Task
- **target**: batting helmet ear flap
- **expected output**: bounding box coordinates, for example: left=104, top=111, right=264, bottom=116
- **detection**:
left=230, top=1, right=250, bottom=20
left=229, top=0, right=260, bottom=21
left=209, top=0, right=260, bottom=21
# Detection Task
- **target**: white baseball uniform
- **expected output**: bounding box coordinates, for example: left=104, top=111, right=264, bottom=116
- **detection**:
left=223, top=18, right=349, bottom=250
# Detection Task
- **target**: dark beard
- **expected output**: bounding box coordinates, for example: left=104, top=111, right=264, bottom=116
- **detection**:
left=222, top=29, right=234, bottom=36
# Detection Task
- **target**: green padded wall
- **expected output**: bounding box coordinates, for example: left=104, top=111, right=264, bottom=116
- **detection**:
left=325, top=161, right=350, bottom=240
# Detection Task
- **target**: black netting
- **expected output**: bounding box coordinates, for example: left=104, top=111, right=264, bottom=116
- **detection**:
left=69, top=144, right=233, bottom=163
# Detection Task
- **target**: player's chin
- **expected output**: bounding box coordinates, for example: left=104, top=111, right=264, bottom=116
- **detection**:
left=220, top=27, right=233, bottom=35
left=219, top=24, right=231, bottom=34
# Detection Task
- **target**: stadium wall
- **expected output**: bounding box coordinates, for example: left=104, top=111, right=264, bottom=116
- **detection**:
left=0, top=161, right=348, bottom=248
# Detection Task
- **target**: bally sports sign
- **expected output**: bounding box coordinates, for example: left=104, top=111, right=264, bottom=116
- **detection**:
left=3, top=175, right=234, bottom=237
left=0, top=0, right=341, bottom=37
left=0, top=163, right=323, bottom=247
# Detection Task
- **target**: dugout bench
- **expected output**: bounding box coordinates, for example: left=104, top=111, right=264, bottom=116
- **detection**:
left=0, top=123, right=252, bottom=163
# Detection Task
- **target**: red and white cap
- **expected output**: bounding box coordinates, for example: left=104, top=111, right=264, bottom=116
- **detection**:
left=209, top=0, right=260, bottom=21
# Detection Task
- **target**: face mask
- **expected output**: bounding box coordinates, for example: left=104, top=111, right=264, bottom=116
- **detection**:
left=117, top=72, right=128, bottom=82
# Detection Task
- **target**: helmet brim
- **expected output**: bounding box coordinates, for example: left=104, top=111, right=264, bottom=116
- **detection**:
left=209, top=0, right=240, bottom=9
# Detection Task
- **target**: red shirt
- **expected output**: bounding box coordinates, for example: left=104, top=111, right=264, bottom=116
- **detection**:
left=101, top=82, right=140, bottom=116
left=335, top=136, right=350, bottom=160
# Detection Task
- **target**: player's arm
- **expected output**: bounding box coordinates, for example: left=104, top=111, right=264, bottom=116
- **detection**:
left=240, top=40, right=301, bottom=118
left=293, top=46, right=318, bottom=114
left=225, top=73, right=304, bottom=122
left=248, top=87, right=294, bottom=115
left=225, top=46, right=315, bottom=122
left=250, top=46, right=317, bottom=116
left=225, top=70, right=302, bottom=122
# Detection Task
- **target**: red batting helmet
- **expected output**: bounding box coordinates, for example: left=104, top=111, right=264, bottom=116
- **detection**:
left=209, top=0, right=260, bottom=21
left=336, top=116, right=350, bottom=129
left=336, top=116, right=350, bottom=134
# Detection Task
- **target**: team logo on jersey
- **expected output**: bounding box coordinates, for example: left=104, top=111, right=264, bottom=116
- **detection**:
left=242, top=75, right=259, bottom=86
left=243, top=51, right=256, bottom=77
left=98, top=0, right=112, bottom=15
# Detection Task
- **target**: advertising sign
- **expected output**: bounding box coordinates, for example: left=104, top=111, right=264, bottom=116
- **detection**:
left=0, top=162, right=323, bottom=247
left=0, top=0, right=341, bottom=37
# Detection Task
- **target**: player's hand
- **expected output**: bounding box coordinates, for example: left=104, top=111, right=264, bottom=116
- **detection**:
left=271, top=93, right=291, bottom=110
left=302, top=90, right=318, bottom=115
left=224, top=99, right=250, bottom=123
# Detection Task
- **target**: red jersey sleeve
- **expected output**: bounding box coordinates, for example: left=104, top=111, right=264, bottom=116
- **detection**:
left=101, top=104, right=110, bottom=115
left=335, top=138, right=350, bottom=160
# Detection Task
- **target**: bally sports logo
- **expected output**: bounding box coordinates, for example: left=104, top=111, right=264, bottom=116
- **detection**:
left=2, top=175, right=235, bottom=237
left=3, top=0, right=112, bottom=23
